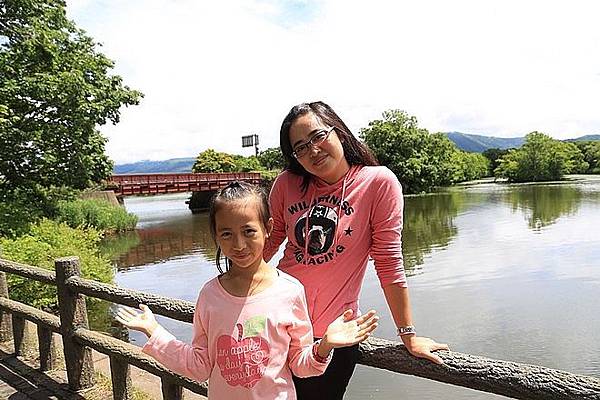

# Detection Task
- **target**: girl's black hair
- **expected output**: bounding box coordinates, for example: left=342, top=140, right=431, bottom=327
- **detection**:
left=208, top=181, right=270, bottom=273
left=280, top=101, right=379, bottom=192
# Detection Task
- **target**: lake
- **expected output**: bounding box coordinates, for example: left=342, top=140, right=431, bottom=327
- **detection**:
left=99, top=175, right=600, bottom=399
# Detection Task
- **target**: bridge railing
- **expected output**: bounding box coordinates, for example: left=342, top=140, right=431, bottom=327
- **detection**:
left=0, top=257, right=599, bottom=400
left=108, top=172, right=264, bottom=196
left=110, top=172, right=262, bottom=185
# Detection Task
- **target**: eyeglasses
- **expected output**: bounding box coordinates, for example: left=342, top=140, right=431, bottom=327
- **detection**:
left=292, top=126, right=335, bottom=159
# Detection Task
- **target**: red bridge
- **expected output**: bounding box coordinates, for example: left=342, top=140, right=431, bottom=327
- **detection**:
left=109, top=172, right=262, bottom=196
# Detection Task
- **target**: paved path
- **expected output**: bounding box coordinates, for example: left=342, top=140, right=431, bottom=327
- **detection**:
left=0, top=341, right=207, bottom=400
left=0, top=347, right=83, bottom=400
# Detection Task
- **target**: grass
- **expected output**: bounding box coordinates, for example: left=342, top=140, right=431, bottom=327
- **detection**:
left=56, top=198, right=138, bottom=233
left=88, top=371, right=153, bottom=400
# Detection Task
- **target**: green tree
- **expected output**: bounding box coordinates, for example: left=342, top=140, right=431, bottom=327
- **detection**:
left=257, top=147, right=285, bottom=170
left=193, top=150, right=270, bottom=173
left=360, top=110, right=459, bottom=193
left=482, top=148, right=510, bottom=175
left=575, top=141, right=600, bottom=173
left=495, top=132, right=588, bottom=182
left=192, top=149, right=237, bottom=173
left=561, top=141, right=588, bottom=174
left=450, top=151, right=490, bottom=182
left=232, top=155, right=262, bottom=172
left=0, top=0, right=142, bottom=235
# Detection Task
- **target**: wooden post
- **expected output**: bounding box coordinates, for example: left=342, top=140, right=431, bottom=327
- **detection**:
left=37, top=326, right=58, bottom=371
left=109, top=355, right=133, bottom=400
left=0, top=272, right=13, bottom=342
left=161, top=377, right=183, bottom=400
left=11, top=315, right=25, bottom=355
left=55, top=256, right=95, bottom=390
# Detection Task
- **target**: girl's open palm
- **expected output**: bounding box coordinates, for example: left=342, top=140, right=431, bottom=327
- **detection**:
left=324, top=309, right=378, bottom=348
left=115, top=304, right=159, bottom=337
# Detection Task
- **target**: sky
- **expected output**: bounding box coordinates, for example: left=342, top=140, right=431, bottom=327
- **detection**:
left=65, top=0, right=600, bottom=164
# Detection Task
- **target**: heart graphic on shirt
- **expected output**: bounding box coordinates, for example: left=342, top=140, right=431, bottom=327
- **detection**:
left=216, top=316, right=271, bottom=389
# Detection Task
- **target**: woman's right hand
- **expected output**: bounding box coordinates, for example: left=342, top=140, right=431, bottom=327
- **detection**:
left=115, top=304, right=160, bottom=338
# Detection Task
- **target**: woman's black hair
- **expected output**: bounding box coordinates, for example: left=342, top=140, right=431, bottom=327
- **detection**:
left=280, top=101, right=379, bottom=192
left=208, top=181, right=271, bottom=273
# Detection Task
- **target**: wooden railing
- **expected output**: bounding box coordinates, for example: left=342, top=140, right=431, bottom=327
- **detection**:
left=0, top=257, right=599, bottom=400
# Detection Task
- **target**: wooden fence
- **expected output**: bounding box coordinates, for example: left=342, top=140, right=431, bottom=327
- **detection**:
left=0, top=257, right=599, bottom=400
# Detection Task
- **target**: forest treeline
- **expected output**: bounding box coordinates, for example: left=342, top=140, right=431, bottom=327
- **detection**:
left=192, top=110, right=599, bottom=194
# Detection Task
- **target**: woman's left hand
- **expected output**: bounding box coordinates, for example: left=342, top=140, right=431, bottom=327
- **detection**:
left=401, top=335, right=449, bottom=364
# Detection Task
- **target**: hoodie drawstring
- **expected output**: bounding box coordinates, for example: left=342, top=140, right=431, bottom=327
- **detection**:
left=302, top=166, right=352, bottom=263
left=331, top=172, right=348, bottom=255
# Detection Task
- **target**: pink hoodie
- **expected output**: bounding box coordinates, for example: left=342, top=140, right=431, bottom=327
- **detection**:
left=143, top=272, right=330, bottom=400
left=264, top=165, right=407, bottom=337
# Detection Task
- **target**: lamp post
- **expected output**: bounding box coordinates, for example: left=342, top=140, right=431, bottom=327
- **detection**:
left=242, top=134, right=259, bottom=156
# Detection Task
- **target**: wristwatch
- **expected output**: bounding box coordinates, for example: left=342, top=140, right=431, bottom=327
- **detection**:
left=397, top=325, right=416, bottom=336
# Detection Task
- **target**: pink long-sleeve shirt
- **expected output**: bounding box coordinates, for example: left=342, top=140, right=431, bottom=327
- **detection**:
left=142, top=272, right=330, bottom=400
left=264, top=165, right=407, bottom=338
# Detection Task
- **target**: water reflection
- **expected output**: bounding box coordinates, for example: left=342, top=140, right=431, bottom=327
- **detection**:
left=100, top=212, right=216, bottom=269
left=402, top=192, right=463, bottom=272
left=106, top=192, right=471, bottom=274
left=99, top=231, right=141, bottom=261
left=503, top=185, right=582, bottom=231
left=97, top=181, right=600, bottom=400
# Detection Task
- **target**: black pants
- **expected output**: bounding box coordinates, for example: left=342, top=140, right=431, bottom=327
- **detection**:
left=293, top=343, right=360, bottom=400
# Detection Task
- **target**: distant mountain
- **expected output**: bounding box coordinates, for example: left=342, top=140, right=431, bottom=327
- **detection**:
left=113, top=157, right=195, bottom=174
left=564, top=134, right=600, bottom=143
left=445, top=132, right=525, bottom=152
left=445, top=132, right=600, bottom=152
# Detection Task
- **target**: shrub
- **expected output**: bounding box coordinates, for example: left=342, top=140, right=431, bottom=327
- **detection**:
left=259, top=170, right=280, bottom=191
left=0, top=219, right=114, bottom=311
left=0, top=185, right=77, bottom=238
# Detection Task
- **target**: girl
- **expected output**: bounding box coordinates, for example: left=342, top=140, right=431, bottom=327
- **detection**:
left=116, top=181, right=378, bottom=400
left=264, top=101, right=449, bottom=399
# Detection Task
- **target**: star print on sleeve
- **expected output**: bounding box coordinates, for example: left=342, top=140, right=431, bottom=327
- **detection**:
left=344, top=227, right=353, bottom=236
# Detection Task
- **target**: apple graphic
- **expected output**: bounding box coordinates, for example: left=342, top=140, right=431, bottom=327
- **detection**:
left=216, top=316, right=271, bottom=388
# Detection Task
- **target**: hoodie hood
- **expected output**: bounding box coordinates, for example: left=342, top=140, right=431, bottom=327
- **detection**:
left=310, top=164, right=360, bottom=190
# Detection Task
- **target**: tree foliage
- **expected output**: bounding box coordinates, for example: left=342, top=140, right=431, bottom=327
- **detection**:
left=360, top=110, right=488, bottom=193
left=257, top=147, right=285, bottom=170
left=494, top=132, right=588, bottom=182
left=574, top=141, right=600, bottom=174
left=0, top=0, right=142, bottom=235
left=192, top=148, right=282, bottom=175
left=192, top=149, right=238, bottom=173
left=450, top=151, right=490, bottom=182
left=232, top=155, right=262, bottom=172
left=482, top=148, right=510, bottom=176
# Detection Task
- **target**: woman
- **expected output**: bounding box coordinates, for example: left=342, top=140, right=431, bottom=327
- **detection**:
left=264, top=101, right=448, bottom=399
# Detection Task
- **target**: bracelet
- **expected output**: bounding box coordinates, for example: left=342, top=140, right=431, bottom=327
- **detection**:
left=396, top=325, right=416, bottom=336
left=312, top=340, right=332, bottom=363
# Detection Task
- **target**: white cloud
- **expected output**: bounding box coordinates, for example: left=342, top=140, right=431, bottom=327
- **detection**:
left=66, top=0, right=600, bottom=163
